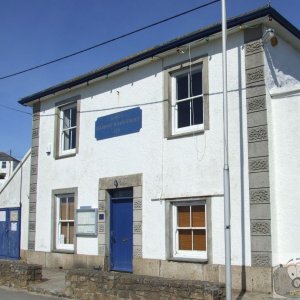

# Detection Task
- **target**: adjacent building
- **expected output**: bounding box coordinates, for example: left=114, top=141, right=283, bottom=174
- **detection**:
left=2, top=5, right=300, bottom=294
left=0, top=152, right=19, bottom=187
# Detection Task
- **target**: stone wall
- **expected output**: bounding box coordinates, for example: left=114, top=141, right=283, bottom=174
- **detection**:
left=65, top=269, right=225, bottom=300
left=0, top=259, right=42, bottom=288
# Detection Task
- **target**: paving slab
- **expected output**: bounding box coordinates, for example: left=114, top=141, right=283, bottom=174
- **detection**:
left=28, top=268, right=69, bottom=298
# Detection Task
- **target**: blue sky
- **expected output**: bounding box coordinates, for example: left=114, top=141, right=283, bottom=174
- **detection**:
left=0, top=0, right=299, bottom=160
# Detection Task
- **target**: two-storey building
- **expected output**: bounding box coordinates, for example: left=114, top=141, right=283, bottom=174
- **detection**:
left=15, top=6, right=300, bottom=294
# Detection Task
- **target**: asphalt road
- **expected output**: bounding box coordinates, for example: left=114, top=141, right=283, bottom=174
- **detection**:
left=0, top=286, right=68, bottom=300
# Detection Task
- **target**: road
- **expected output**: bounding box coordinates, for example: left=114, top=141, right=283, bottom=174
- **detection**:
left=0, top=286, right=68, bottom=300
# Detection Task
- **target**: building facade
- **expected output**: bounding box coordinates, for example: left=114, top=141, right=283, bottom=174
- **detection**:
left=0, top=152, right=19, bottom=187
left=16, top=6, right=300, bottom=294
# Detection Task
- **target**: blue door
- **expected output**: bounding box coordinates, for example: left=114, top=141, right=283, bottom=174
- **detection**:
left=110, top=188, right=133, bottom=272
left=0, top=207, right=21, bottom=260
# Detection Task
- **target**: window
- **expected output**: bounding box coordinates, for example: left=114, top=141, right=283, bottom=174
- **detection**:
left=172, top=202, right=207, bottom=259
left=164, top=56, right=209, bottom=137
left=2, top=161, right=7, bottom=168
left=60, top=104, right=77, bottom=155
left=55, top=96, right=80, bottom=158
left=55, top=194, right=75, bottom=251
left=172, top=66, right=203, bottom=130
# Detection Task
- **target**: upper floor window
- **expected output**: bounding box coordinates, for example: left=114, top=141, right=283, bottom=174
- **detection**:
left=1, top=161, right=6, bottom=169
left=55, top=96, right=80, bottom=159
left=172, top=66, right=203, bottom=130
left=164, top=56, right=209, bottom=137
left=60, top=104, right=77, bottom=154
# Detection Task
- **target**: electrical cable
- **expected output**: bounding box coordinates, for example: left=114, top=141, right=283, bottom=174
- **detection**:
left=0, top=104, right=31, bottom=115
left=0, top=0, right=220, bottom=80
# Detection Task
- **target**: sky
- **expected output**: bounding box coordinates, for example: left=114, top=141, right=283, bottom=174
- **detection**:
left=0, top=0, right=299, bottom=160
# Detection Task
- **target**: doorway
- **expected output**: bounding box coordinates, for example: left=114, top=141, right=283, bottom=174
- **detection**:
left=110, top=188, right=133, bottom=272
left=0, top=207, right=21, bottom=259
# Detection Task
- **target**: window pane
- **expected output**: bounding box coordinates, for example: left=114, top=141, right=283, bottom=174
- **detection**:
left=61, top=223, right=68, bottom=244
left=192, top=206, right=205, bottom=227
left=63, top=129, right=76, bottom=150
left=63, top=109, right=71, bottom=129
left=70, top=128, right=76, bottom=149
left=176, top=74, right=188, bottom=100
left=63, top=130, right=70, bottom=150
left=69, top=222, right=74, bottom=244
left=191, top=71, right=202, bottom=96
left=110, top=187, right=133, bottom=199
left=178, top=229, right=192, bottom=250
left=71, top=107, right=77, bottom=127
left=177, top=100, right=190, bottom=128
left=177, top=206, right=190, bottom=227
left=68, top=198, right=74, bottom=220
left=191, top=97, right=203, bottom=125
left=194, top=229, right=206, bottom=251
left=60, top=199, right=67, bottom=220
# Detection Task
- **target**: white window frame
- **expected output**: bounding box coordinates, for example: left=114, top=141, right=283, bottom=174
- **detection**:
left=2, top=161, right=7, bottom=169
left=55, top=193, right=75, bottom=251
left=172, top=201, right=207, bottom=259
left=59, top=103, right=77, bottom=156
left=171, top=65, right=204, bottom=135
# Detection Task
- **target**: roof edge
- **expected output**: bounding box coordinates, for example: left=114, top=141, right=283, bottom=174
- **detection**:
left=19, top=5, right=299, bottom=106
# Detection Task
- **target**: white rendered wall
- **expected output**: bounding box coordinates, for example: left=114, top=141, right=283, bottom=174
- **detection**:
left=0, top=151, right=31, bottom=250
left=35, top=31, right=251, bottom=266
left=265, top=35, right=300, bottom=266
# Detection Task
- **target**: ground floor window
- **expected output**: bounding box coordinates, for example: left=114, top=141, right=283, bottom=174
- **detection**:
left=55, top=194, right=75, bottom=251
left=172, top=201, right=207, bottom=259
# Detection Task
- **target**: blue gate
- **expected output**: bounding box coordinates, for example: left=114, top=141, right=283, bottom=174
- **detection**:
left=0, top=207, right=21, bottom=260
left=110, top=188, right=133, bottom=272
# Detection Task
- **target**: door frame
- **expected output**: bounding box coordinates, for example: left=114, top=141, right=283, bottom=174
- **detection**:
left=98, top=174, right=143, bottom=272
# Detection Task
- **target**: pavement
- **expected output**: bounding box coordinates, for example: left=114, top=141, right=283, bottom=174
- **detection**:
left=28, top=268, right=68, bottom=298
left=2, top=268, right=300, bottom=299
left=0, top=285, right=69, bottom=300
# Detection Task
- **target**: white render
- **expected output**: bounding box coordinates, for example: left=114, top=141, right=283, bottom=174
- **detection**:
left=264, top=33, right=300, bottom=266
left=0, top=151, right=30, bottom=250
left=34, top=30, right=252, bottom=266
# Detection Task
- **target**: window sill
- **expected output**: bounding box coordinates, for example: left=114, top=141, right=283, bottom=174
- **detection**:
left=53, top=249, right=75, bottom=254
left=167, top=129, right=204, bottom=140
left=55, top=152, right=77, bottom=160
left=167, top=257, right=208, bottom=264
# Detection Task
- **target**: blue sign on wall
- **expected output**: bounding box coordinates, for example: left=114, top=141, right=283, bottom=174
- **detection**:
left=95, top=107, right=142, bottom=140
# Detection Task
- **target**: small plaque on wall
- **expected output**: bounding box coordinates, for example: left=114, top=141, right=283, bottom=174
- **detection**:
left=75, top=208, right=98, bottom=237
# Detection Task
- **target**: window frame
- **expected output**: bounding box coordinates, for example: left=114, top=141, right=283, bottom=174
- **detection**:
left=164, top=55, right=209, bottom=138
left=52, top=187, right=77, bottom=253
left=172, top=200, right=207, bottom=260
left=54, top=95, right=80, bottom=159
left=2, top=161, right=7, bottom=169
left=59, top=104, right=77, bottom=155
left=55, top=193, right=75, bottom=251
left=171, top=65, right=204, bottom=134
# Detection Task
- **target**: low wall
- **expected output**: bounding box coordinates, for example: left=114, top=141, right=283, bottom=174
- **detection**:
left=24, top=250, right=273, bottom=293
left=0, top=259, right=42, bottom=288
left=65, top=269, right=225, bottom=300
